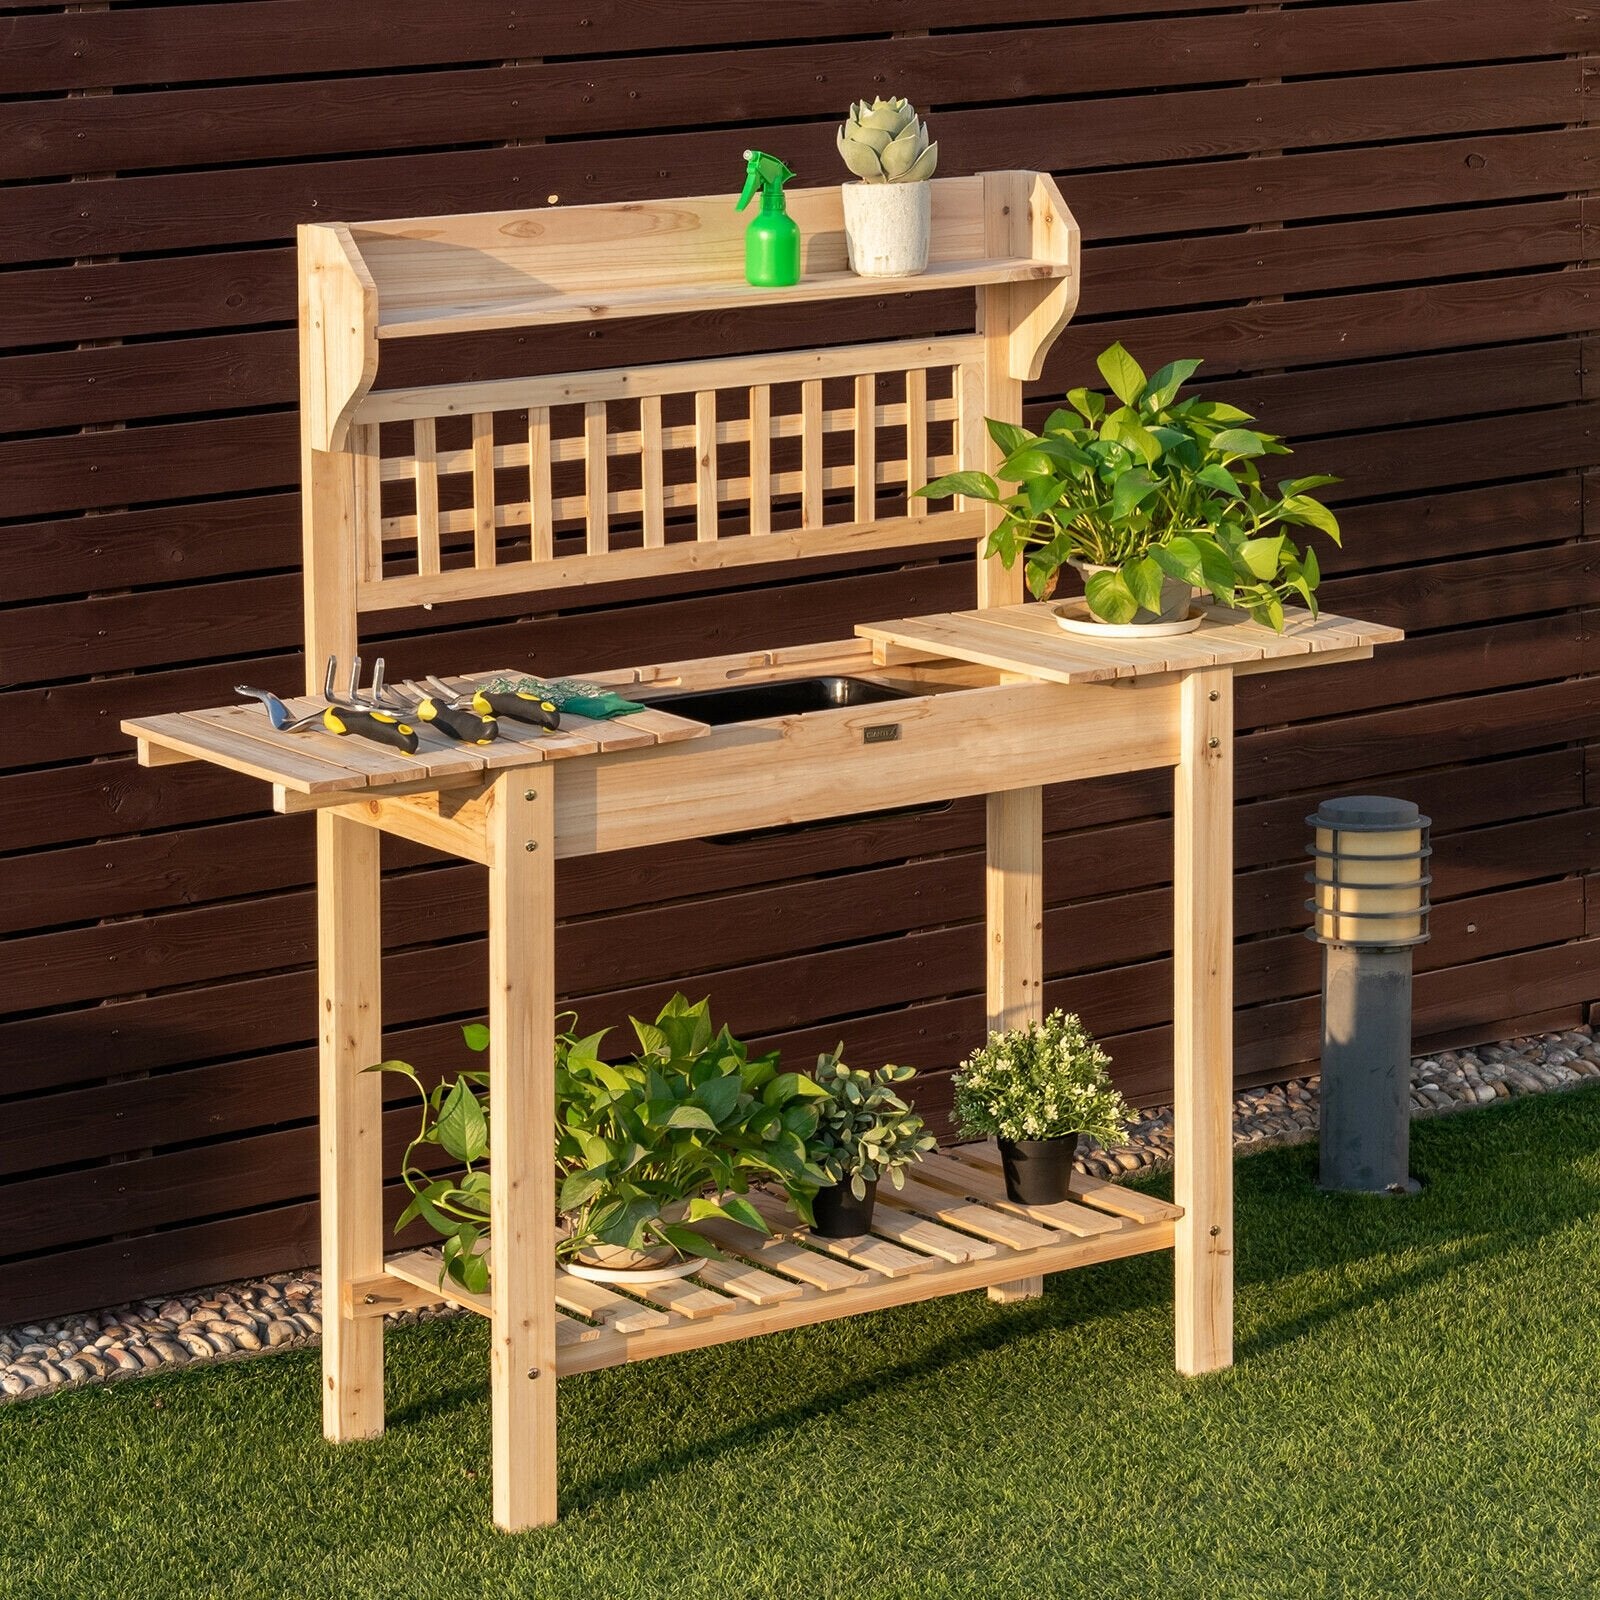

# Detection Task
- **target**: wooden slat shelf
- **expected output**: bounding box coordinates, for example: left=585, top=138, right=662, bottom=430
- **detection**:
left=373, top=257, right=1065, bottom=341
left=121, top=666, right=710, bottom=797
left=858, top=602, right=1403, bottom=684
left=384, top=1143, right=1180, bottom=1378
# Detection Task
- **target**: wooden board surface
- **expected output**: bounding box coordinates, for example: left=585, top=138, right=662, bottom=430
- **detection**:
left=376, top=1146, right=1176, bottom=1377
left=121, top=672, right=708, bottom=795
left=857, top=603, right=1401, bottom=684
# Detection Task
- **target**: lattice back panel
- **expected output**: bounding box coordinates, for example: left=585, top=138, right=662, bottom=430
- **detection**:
left=351, top=337, right=984, bottom=611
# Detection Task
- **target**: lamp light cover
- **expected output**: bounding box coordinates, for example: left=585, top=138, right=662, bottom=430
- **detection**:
left=1305, top=795, right=1431, bottom=948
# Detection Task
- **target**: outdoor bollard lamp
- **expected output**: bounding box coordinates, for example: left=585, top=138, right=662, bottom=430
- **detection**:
left=1305, top=795, right=1432, bottom=1195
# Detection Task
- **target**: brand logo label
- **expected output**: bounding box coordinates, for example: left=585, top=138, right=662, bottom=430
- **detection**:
left=863, top=723, right=901, bottom=744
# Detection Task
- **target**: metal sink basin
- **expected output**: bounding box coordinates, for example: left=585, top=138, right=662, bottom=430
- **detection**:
left=645, top=674, right=913, bottom=727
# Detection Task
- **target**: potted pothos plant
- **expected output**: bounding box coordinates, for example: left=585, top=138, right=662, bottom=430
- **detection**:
left=918, top=342, right=1342, bottom=632
left=952, top=1010, right=1133, bottom=1205
left=375, top=995, right=833, bottom=1290
left=808, top=1053, right=936, bottom=1237
left=836, top=95, right=939, bottom=277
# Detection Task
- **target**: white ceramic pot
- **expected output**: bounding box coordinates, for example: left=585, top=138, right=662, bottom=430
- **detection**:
left=841, top=182, right=931, bottom=278
left=1070, top=560, right=1195, bottom=626
left=561, top=1197, right=693, bottom=1283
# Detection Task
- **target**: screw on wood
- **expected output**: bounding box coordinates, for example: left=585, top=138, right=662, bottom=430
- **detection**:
left=527, top=1367, right=542, bottom=1379
left=1208, top=737, right=1221, bottom=749
left=1209, top=690, right=1220, bottom=701
left=525, top=841, right=538, bottom=852
left=523, top=789, right=537, bottom=800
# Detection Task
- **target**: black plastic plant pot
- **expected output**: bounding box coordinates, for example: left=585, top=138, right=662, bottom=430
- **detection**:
left=997, top=1135, right=1082, bottom=1205
left=811, top=1178, right=878, bottom=1238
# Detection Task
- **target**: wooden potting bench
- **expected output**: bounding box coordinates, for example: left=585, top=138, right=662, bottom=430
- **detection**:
left=124, top=172, right=1400, bottom=1531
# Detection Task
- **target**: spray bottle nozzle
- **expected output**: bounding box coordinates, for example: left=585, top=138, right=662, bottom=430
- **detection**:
left=737, top=148, right=797, bottom=211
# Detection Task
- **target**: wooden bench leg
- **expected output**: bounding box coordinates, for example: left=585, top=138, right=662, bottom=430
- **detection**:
left=318, top=810, right=386, bottom=1440
left=1173, top=668, right=1235, bottom=1374
left=487, top=774, right=559, bottom=1531
left=984, top=785, right=1046, bottom=1305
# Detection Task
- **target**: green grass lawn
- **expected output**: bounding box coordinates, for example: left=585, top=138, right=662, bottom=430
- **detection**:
left=5, top=1087, right=1600, bottom=1600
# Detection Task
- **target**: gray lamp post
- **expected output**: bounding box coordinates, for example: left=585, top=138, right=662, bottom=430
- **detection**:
left=1305, top=795, right=1431, bottom=1195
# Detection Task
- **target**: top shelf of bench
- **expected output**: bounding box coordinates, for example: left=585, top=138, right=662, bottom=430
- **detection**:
left=858, top=602, right=1404, bottom=683
left=375, top=255, right=1063, bottom=341
left=299, top=171, right=1077, bottom=450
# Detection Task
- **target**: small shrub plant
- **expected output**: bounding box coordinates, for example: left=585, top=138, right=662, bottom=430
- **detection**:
left=952, top=1010, right=1133, bottom=1147
left=810, top=1053, right=936, bottom=1199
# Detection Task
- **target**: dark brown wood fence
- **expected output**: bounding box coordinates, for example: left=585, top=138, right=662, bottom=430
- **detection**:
left=3, top=1, right=1597, bottom=1323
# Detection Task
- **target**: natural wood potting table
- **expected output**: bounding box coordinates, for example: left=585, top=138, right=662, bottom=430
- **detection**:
left=123, top=172, right=1401, bottom=1531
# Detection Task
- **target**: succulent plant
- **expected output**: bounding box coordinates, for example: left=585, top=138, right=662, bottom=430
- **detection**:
left=811, top=1052, right=937, bottom=1199
left=836, top=96, right=939, bottom=184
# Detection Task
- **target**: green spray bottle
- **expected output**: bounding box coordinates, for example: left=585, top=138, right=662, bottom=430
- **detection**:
left=736, top=149, right=800, bottom=288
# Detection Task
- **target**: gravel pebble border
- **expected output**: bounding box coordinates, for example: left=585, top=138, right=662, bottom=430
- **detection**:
left=7, top=1024, right=1598, bottom=1404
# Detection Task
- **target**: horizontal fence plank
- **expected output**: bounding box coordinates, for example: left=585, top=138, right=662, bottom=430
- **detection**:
left=5, top=32, right=1581, bottom=181
left=0, top=0, right=1247, bottom=96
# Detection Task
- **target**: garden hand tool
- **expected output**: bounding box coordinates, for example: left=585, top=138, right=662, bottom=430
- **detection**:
left=310, top=653, right=420, bottom=753
left=373, top=663, right=499, bottom=745
left=424, top=674, right=562, bottom=732
left=479, top=674, right=646, bottom=720
left=234, top=685, right=324, bottom=733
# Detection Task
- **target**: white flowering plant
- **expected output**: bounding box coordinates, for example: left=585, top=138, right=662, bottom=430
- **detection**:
left=952, top=1010, right=1132, bottom=1146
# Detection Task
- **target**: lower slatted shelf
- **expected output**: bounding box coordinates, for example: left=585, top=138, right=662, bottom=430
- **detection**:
left=382, top=1142, right=1181, bottom=1376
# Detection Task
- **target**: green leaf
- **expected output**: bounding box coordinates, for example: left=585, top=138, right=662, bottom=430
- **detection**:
left=986, top=418, right=1032, bottom=457
left=1109, top=468, right=1158, bottom=521
left=435, top=1079, right=488, bottom=1164
left=1254, top=592, right=1285, bottom=632
left=1141, top=357, right=1201, bottom=411
left=1124, top=555, right=1167, bottom=614
left=1278, top=474, right=1340, bottom=497
left=914, top=470, right=1000, bottom=503
left=1096, top=342, right=1147, bottom=407
left=1188, top=400, right=1254, bottom=424
left=1239, top=535, right=1285, bottom=580
left=1151, top=537, right=1204, bottom=586
left=1194, top=463, right=1243, bottom=500
left=1280, top=493, right=1342, bottom=543
left=655, top=1223, right=721, bottom=1261
left=369, top=1058, right=421, bottom=1084
left=998, top=445, right=1060, bottom=481
left=762, top=1071, right=804, bottom=1108
left=1193, top=537, right=1239, bottom=598
left=1024, top=475, right=1070, bottom=517
left=559, top=1169, right=608, bottom=1210
left=1065, top=386, right=1106, bottom=424
left=460, top=1023, right=490, bottom=1053
left=1100, top=409, right=1161, bottom=466
left=443, top=1234, right=490, bottom=1295
left=717, top=1193, right=770, bottom=1234
left=1084, top=569, right=1139, bottom=624
left=630, top=1019, right=666, bottom=1056
left=1024, top=549, right=1061, bottom=601
left=1211, top=427, right=1267, bottom=458
left=397, top=1179, right=464, bottom=1237
left=661, top=1104, right=717, bottom=1133
left=595, top=1197, right=661, bottom=1249
left=691, top=1072, right=743, bottom=1125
